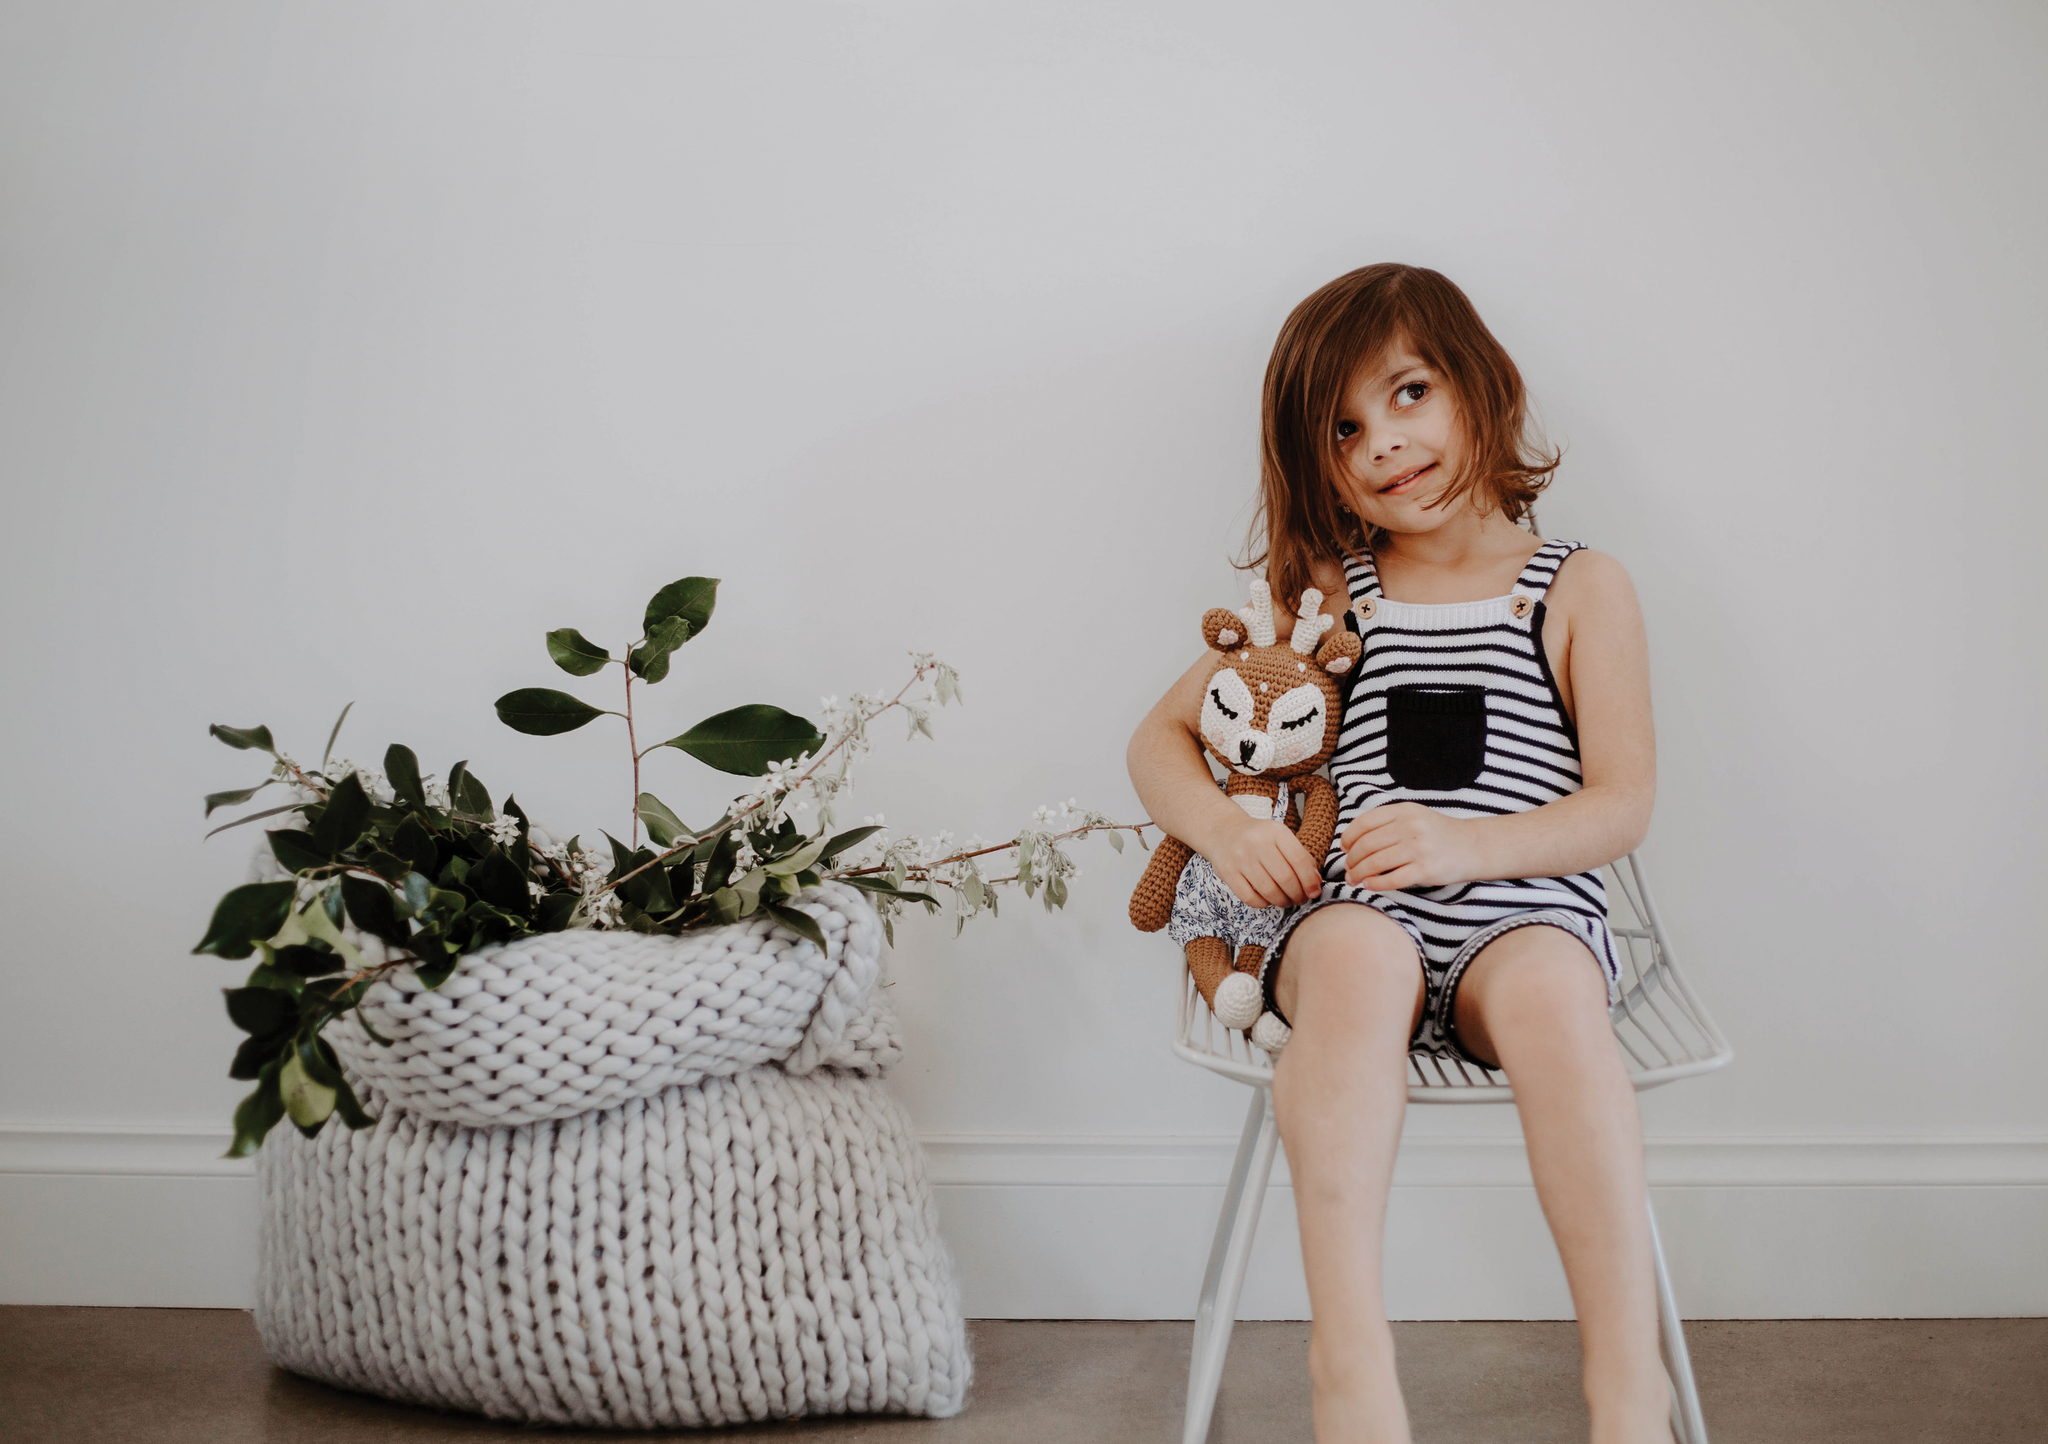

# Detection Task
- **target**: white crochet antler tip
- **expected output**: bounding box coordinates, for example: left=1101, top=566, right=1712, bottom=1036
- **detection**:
left=1240, top=580, right=1277, bottom=647
left=1289, top=590, right=1334, bottom=655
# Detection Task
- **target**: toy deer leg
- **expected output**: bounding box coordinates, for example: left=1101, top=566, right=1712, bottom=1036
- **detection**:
left=1236, top=942, right=1292, bottom=1052
left=1129, top=837, right=1194, bottom=933
left=1190, top=935, right=1263, bottom=1030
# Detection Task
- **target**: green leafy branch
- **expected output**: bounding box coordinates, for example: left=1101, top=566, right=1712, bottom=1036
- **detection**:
left=492, top=576, right=824, bottom=848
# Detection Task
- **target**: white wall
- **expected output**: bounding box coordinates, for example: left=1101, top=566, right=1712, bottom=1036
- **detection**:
left=2, top=1, right=2043, bottom=1316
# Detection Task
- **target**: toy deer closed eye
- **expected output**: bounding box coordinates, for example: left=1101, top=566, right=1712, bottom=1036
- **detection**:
left=1130, top=581, right=1362, bottom=1050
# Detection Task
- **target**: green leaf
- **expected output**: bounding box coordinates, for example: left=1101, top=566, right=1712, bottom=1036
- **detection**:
left=209, top=723, right=276, bottom=754
left=818, top=826, right=881, bottom=865
left=193, top=882, right=296, bottom=959
left=328, top=1068, right=375, bottom=1130
left=229, top=1032, right=287, bottom=1081
left=321, top=701, right=354, bottom=769
left=535, top=892, right=578, bottom=932
left=628, top=615, right=691, bottom=684
left=393, top=815, right=438, bottom=874
left=451, top=763, right=492, bottom=819
left=1107, top=830, right=1124, bottom=853
left=270, top=944, right=340, bottom=980
left=340, top=875, right=409, bottom=948
left=637, top=793, right=689, bottom=849
left=766, top=902, right=827, bottom=951
left=205, top=782, right=272, bottom=817
left=413, top=952, right=458, bottom=990
left=546, top=627, right=612, bottom=677
left=309, top=772, right=371, bottom=857
left=384, top=744, right=425, bottom=809
left=710, top=886, right=741, bottom=924
left=494, top=688, right=610, bottom=737
left=469, top=848, right=529, bottom=913
left=267, top=829, right=328, bottom=875
left=664, top=705, right=824, bottom=776
left=763, top=835, right=828, bottom=877
left=224, top=985, right=296, bottom=1037
left=279, top=1048, right=337, bottom=1132
left=836, top=875, right=940, bottom=906
left=643, top=576, right=718, bottom=636
left=226, top=1067, right=286, bottom=1157
left=205, top=802, right=308, bottom=840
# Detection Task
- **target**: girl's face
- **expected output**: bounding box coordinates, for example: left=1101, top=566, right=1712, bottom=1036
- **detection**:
left=1332, top=345, right=1469, bottom=536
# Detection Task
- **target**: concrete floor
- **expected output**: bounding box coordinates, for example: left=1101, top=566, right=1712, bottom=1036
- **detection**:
left=2, top=1309, right=2043, bottom=1443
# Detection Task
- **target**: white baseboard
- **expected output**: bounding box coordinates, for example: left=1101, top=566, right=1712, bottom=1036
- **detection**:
left=3, top=1126, right=2043, bottom=1317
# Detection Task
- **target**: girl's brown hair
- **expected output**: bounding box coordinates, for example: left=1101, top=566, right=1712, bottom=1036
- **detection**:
left=1245, top=263, right=1559, bottom=608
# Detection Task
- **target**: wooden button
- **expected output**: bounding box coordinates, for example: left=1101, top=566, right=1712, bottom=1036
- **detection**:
left=1510, top=595, right=1534, bottom=618
left=1355, top=597, right=1378, bottom=622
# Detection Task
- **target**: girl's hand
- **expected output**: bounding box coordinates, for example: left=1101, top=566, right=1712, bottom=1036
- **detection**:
left=1211, top=817, right=1325, bottom=909
left=1340, top=802, right=1480, bottom=890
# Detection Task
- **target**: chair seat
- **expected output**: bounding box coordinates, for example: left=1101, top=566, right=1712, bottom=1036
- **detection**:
left=1171, top=854, right=1732, bottom=1101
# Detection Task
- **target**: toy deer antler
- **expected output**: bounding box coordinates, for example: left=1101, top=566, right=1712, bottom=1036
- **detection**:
left=1236, top=580, right=1277, bottom=647
left=1290, top=589, right=1334, bottom=655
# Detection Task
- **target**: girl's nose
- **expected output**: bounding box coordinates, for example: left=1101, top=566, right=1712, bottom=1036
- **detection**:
left=1369, top=428, right=1404, bottom=463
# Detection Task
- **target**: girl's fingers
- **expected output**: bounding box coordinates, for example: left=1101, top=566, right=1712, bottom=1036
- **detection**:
left=1341, top=802, right=1412, bottom=848
left=1346, top=838, right=1407, bottom=882
left=1288, top=849, right=1325, bottom=901
left=1353, top=862, right=1423, bottom=891
left=1242, top=860, right=1288, bottom=908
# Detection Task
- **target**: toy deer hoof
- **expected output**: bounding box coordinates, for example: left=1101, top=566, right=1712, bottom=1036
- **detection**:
left=1213, top=972, right=1262, bottom=1029
left=1251, top=1011, right=1291, bottom=1053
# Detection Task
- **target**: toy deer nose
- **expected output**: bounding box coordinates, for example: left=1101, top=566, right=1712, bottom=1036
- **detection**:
left=1238, top=738, right=1258, bottom=765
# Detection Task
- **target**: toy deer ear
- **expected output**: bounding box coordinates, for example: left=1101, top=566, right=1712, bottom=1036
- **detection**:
left=1316, top=628, right=1362, bottom=675
left=1202, top=608, right=1245, bottom=652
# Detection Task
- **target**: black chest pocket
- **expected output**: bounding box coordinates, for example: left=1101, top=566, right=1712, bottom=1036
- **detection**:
left=1384, top=685, right=1489, bottom=791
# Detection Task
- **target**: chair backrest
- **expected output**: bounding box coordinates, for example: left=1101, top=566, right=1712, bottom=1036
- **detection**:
left=1171, top=852, right=1733, bottom=1102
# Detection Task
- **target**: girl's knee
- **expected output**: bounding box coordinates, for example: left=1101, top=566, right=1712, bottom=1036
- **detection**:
left=1275, top=907, right=1422, bottom=1022
left=1457, top=928, right=1610, bottom=1048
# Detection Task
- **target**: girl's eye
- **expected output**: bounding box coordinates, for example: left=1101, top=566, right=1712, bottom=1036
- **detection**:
left=1335, top=420, right=1359, bottom=440
left=1394, top=381, right=1429, bottom=407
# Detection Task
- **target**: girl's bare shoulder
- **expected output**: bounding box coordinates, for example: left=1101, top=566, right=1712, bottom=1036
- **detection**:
left=1546, top=547, right=1643, bottom=626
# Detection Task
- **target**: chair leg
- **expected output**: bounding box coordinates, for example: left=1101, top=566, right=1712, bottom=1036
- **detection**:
left=1647, top=1195, right=1709, bottom=1444
left=1184, top=1087, right=1281, bottom=1444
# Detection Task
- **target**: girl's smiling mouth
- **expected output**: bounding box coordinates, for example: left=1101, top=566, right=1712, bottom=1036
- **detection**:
left=1379, top=462, right=1436, bottom=495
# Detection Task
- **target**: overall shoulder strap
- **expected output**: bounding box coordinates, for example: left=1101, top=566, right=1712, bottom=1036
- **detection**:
left=1510, top=539, right=1583, bottom=605
left=1341, top=545, right=1383, bottom=605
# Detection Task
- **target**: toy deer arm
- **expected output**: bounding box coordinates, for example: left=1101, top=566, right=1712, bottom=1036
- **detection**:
left=1292, top=774, right=1340, bottom=875
left=1129, top=835, right=1194, bottom=932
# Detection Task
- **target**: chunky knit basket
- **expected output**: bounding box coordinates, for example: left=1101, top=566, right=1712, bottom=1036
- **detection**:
left=253, top=882, right=971, bottom=1427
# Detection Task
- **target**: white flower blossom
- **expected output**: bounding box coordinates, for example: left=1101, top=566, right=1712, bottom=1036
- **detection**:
left=484, top=816, right=522, bottom=847
left=584, top=890, right=624, bottom=929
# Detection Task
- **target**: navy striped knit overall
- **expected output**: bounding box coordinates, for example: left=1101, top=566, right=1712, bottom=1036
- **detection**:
left=1260, top=538, right=1622, bottom=1063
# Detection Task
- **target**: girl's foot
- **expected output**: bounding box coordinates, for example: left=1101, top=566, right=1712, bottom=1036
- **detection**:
left=1308, top=1340, right=1412, bottom=1443
left=1587, top=1377, right=1676, bottom=1444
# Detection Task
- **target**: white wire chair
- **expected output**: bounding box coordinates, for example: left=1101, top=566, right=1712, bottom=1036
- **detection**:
left=1173, top=852, right=1732, bottom=1444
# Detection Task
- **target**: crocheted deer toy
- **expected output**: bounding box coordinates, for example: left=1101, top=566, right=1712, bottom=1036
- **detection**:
left=1130, top=581, right=1361, bottom=1050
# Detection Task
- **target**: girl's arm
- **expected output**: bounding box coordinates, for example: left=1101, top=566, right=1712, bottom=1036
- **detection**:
left=1340, top=550, right=1655, bottom=888
left=1127, top=651, right=1326, bottom=908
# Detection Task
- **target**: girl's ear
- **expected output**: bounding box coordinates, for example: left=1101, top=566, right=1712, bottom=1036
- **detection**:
left=1316, top=629, right=1361, bottom=674
left=1202, top=608, right=1246, bottom=652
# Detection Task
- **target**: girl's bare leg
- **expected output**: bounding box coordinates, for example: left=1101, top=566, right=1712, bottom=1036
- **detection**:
left=1454, top=925, right=1675, bottom=1444
left=1270, top=905, right=1427, bottom=1444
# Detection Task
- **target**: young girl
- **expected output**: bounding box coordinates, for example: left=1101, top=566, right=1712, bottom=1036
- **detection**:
left=1128, top=264, right=1667, bottom=1444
